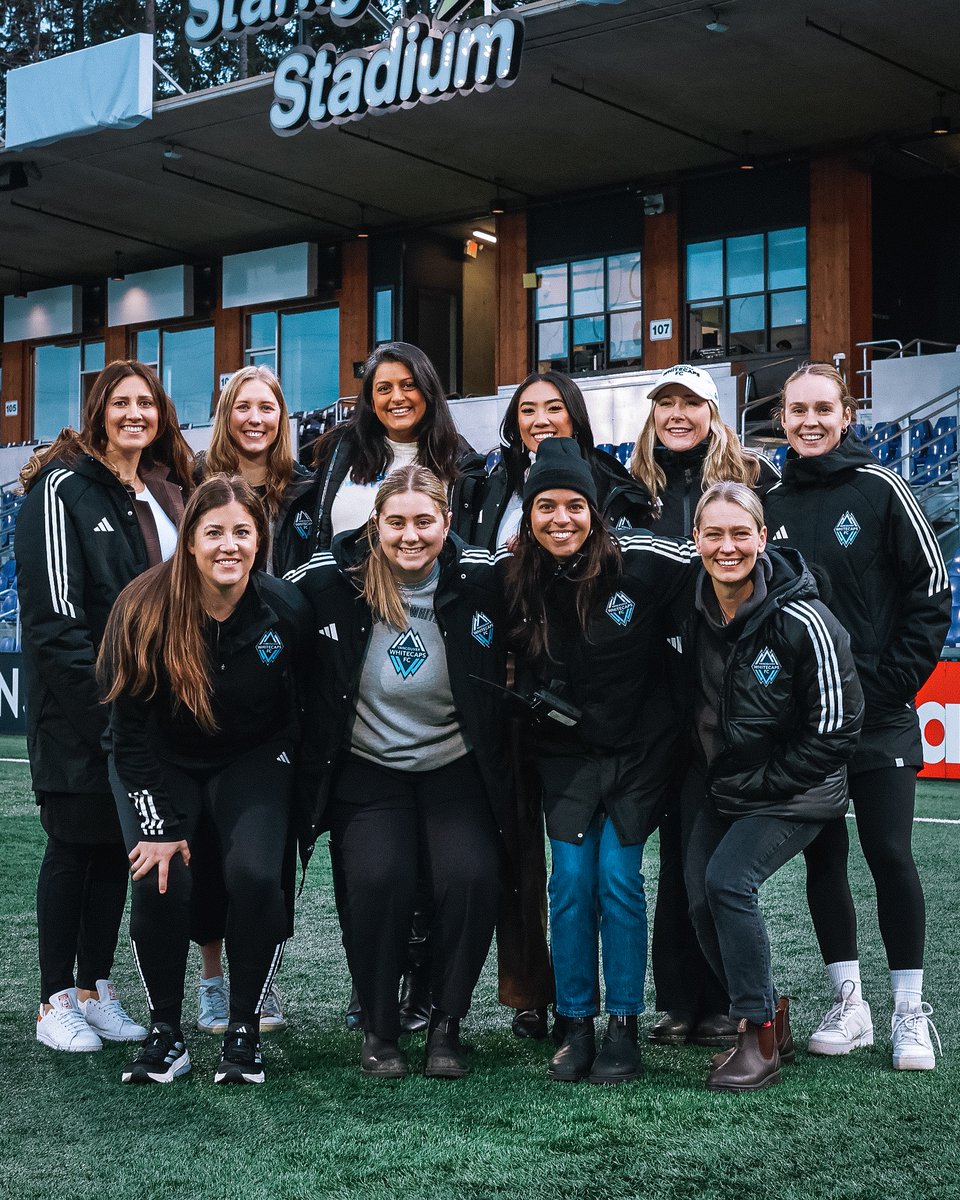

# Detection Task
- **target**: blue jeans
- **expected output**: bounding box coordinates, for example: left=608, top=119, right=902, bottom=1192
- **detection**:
left=683, top=777, right=822, bottom=1024
left=548, top=813, right=647, bottom=1018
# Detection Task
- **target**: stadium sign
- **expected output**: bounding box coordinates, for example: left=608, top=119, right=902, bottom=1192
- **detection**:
left=184, top=0, right=525, bottom=136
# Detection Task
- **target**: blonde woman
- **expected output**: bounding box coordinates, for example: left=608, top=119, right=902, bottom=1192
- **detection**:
left=287, top=465, right=510, bottom=1080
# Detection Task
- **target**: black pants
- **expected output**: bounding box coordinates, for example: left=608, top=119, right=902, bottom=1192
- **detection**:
left=329, top=753, right=502, bottom=1040
left=650, top=798, right=729, bottom=1017
left=803, top=766, right=925, bottom=969
left=36, top=793, right=129, bottom=1001
left=112, top=741, right=293, bottom=1031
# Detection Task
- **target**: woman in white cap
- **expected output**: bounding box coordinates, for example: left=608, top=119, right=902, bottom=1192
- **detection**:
left=629, top=363, right=779, bottom=1050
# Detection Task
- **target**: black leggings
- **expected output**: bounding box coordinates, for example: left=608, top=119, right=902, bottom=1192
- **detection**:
left=803, top=766, right=925, bottom=970
left=112, top=741, right=293, bottom=1031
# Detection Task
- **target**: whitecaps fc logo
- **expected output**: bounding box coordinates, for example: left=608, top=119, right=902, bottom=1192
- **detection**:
left=472, top=611, right=494, bottom=648
left=834, top=511, right=860, bottom=547
left=752, top=647, right=781, bottom=686
left=606, top=591, right=635, bottom=627
left=257, top=630, right=283, bottom=665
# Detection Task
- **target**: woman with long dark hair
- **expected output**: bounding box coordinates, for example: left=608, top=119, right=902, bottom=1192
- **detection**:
left=681, top=482, right=863, bottom=1091
left=194, top=365, right=313, bottom=1035
left=288, top=465, right=510, bottom=1079
left=461, top=370, right=653, bottom=1039
left=629, top=363, right=779, bottom=1050
left=17, top=360, right=192, bottom=1052
left=504, top=437, right=694, bottom=1084
left=765, top=362, right=950, bottom=1070
left=100, top=476, right=311, bottom=1085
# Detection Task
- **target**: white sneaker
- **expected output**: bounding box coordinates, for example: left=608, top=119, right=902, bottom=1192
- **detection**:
left=197, top=975, right=229, bottom=1034
left=259, top=984, right=288, bottom=1033
left=807, top=981, right=874, bottom=1056
left=37, top=988, right=103, bottom=1052
left=81, top=979, right=148, bottom=1042
left=891, top=1001, right=941, bottom=1071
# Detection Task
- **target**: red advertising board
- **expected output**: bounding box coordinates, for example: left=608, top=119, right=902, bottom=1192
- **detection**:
left=917, top=661, right=960, bottom=779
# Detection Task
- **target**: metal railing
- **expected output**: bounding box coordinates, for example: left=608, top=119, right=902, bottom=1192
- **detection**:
left=857, top=337, right=960, bottom=402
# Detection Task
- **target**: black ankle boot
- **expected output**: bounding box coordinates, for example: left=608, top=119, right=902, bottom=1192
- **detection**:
left=344, top=984, right=363, bottom=1032
left=424, top=1010, right=468, bottom=1079
left=547, top=1017, right=595, bottom=1083
left=361, top=1031, right=408, bottom=1079
left=511, top=1007, right=549, bottom=1040
left=589, top=1015, right=643, bottom=1084
left=399, top=967, right=432, bottom=1035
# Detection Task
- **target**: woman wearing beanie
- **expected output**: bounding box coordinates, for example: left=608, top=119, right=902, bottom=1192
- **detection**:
left=681, top=482, right=863, bottom=1091
left=765, top=362, right=949, bottom=1070
left=504, top=437, right=696, bottom=1084
left=629, top=363, right=780, bottom=1049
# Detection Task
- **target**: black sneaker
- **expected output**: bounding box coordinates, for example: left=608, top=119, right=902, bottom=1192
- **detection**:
left=214, top=1022, right=264, bottom=1085
left=121, top=1023, right=191, bottom=1084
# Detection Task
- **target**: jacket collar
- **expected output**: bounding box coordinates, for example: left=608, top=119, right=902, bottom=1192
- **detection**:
left=780, top=429, right=874, bottom=486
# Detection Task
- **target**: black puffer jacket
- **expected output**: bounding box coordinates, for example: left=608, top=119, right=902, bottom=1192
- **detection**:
left=286, top=531, right=514, bottom=853
left=15, top=454, right=185, bottom=795
left=764, top=433, right=950, bottom=722
left=680, top=547, right=864, bottom=821
left=460, top=447, right=654, bottom=551
left=650, top=439, right=781, bottom=538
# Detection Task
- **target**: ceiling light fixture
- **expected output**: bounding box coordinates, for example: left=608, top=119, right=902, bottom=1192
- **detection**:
left=163, top=143, right=182, bottom=161
left=14, top=269, right=27, bottom=299
left=932, top=92, right=952, bottom=136
left=739, top=130, right=755, bottom=170
left=705, top=7, right=728, bottom=33
left=111, top=251, right=125, bottom=282
left=356, top=204, right=370, bottom=238
left=471, top=229, right=497, bottom=244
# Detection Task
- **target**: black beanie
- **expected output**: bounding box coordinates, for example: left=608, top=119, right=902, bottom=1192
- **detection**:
left=522, top=437, right=598, bottom=510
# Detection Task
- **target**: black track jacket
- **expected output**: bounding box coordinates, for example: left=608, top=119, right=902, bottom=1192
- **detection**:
left=286, top=531, right=514, bottom=852
left=650, top=439, right=780, bottom=538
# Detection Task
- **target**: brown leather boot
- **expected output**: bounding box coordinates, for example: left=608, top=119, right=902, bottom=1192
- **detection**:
left=711, top=996, right=795, bottom=1067
left=706, top=1018, right=781, bottom=1092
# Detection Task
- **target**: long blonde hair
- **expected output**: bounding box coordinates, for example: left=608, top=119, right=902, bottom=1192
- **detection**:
left=359, top=465, right=450, bottom=631
left=205, top=366, right=295, bottom=519
left=630, top=398, right=761, bottom=506
left=99, top=476, right=269, bottom=733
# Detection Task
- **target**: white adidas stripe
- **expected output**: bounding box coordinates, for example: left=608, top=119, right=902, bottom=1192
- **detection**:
left=783, top=599, right=844, bottom=733
left=284, top=551, right=336, bottom=582
left=131, top=789, right=164, bottom=837
left=256, top=941, right=286, bottom=1014
left=857, top=465, right=949, bottom=597
left=129, top=937, right=155, bottom=1010
left=44, top=469, right=76, bottom=619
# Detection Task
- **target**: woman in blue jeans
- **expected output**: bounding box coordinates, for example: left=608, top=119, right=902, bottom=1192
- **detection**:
left=681, top=482, right=863, bottom=1091
left=503, top=437, right=696, bottom=1084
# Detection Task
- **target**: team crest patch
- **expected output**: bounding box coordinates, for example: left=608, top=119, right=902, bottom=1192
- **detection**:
left=752, top=647, right=781, bottom=686
left=834, top=510, right=860, bottom=547
left=389, top=628, right=429, bottom=679
left=294, top=510, right=313, bottom=539
left=606, top=591, right=635, bottom=627
left=472, top=611, right=494, bottom=648
left=257, top=630, right=283, bottom=665
left=615, top=516, right=631, bottom=529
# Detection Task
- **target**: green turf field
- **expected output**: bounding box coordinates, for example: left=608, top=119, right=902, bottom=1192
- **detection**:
left=3, top=733, right=958, bottom=1200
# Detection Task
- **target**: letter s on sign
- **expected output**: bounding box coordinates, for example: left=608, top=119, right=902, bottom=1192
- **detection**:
left=271, top=50, right=313, bottom=135
left=185, top=0, right=223, bottom=45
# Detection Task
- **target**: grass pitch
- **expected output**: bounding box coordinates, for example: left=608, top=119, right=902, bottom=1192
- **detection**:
left=2, top=733, right=958, bottom=1200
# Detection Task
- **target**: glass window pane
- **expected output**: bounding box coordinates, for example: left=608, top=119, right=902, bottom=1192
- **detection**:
left=570, top=258, right=604, bottom=316
left=535, top=265, right=568, bottom=321
left=34, top=343, right=81, bottom=441
left=136, top=328, right=159, bottom=367
left=609, top=309, right=644, bottom=363
left=374, top=287, right=393, bottom=344
left=606, top=252, right=642, bottom=311
left=770, top=289, right=808, bottom=351
left=246, top=350, right=277, bottom=370
left=768, top=227, right=806, bottom=290
left=83, top=341, right=105, bottom=373
left=571, top=315, right=605, bottom=372
left=686, top=240, right=723, bottom=301
left=247, top=310, right=277, bottom=352
left=688, top=302, right=723, bottom=355
left=536, top=320, right=568, bottom=370
left=162, top=326, right=214, bottom=426
left=280, top=307, right=339, bottom=412
left=728, top=295, right=765, bottom=354
left=726, top=234, right=764, bottom=296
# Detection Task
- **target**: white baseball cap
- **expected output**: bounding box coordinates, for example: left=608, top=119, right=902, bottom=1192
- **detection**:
left=647, top=364, right=719, bottom=405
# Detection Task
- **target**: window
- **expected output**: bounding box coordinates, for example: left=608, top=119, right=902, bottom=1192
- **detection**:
left=373, top=286, right=394, bottom=345
left=136, top=326, right=215, bottom=426
left=534, top=251, right=642, bottom=374
left=33, top=339, right=105, bottom=442
left=243, top=306, right=340, bottom=411
left=685, top=227, right=807, bottom=358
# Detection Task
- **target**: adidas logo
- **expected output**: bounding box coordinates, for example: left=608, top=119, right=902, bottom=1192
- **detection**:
left=668, top=636, right=683, bottom=653
left=94, top=518, right=115, bottom=533
left=319, top=623, right=338, bottom=641
left=772, top=525, right=788, bottom=540
left=276, top=751, right=291, bottom=764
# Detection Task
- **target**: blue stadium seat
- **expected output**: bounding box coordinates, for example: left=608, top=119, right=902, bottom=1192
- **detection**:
left=928, top=416, right=958, bottom=480
left=0, top=560, right=16, bottom=588
left=866, top=421, right=900, bottom=471
left=616, top=442, right=634, bottom=467
left=910, top=419, right=934, bottom=483
left=769, top=445, right=788, bottom=470
left=485, top=447, right=502, bottom=472
left=596, top=443, right=615, bottom=458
